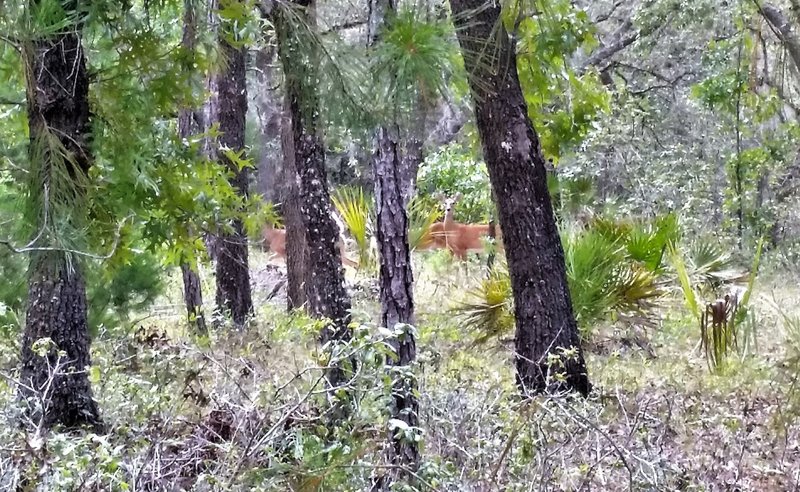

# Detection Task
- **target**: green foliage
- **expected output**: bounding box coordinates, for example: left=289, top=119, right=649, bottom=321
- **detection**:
left=593, top=213, right=678, bottom=273
left=549, top=174, right=595, bottom=219
left=407, top=194, right=442, bottom=251
left=687, top=239, right=745, bottom=292
left=0, top=247, right=26, bottom=331
left=332, top=186, right=373, bottom=271
left=454, top=267, right=515, bottom=345
left=692, top=57, right=748, bottom=113
left=372, top=5, right=457, bottom=116
left=417, top=143, right=493, bottom=223
left=671, top=236, right=763, bottom=372
left=668, top=243, right=702, bottom=321
left=456, top=218, right=669, bottom=342
left=563, top=229, right=625, bottom=329
left=511, top=0, right=609, bottom=160
left=86, top=249, right=164, bottom=333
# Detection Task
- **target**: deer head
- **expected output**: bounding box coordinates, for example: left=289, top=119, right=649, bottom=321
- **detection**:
left=433, top=192, right=462, bottom=222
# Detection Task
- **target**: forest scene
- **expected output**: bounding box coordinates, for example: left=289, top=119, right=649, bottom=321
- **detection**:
left=2, top=0, right=800, bottom=490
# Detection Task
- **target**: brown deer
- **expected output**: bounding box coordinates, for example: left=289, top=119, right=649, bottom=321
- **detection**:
left=420, top=193, right=503, bottom=260
left=262, top=223, right=358, bottom=268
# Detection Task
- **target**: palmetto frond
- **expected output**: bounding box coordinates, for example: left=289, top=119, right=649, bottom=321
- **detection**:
left=407, top=195, right=441, bottom=251
left=332, top=186, right=374, bottom=270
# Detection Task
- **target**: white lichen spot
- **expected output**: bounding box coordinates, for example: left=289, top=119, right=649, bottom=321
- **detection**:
left=501, top=141, right=513, bottom=153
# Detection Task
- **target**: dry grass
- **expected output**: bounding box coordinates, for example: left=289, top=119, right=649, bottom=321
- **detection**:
left=0, top=250, right=799, bottom=490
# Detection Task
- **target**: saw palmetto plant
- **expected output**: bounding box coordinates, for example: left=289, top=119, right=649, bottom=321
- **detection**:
left=407, top=195, right=442, bottom=251
left=332, top=186, right=374, bottom=271
left=455, top=221, right=668, bottom=344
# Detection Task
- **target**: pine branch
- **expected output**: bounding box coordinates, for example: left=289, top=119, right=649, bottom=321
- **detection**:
left=0, top=184, right=128, bottom=260
left=0, top=219, right=126, bottom=260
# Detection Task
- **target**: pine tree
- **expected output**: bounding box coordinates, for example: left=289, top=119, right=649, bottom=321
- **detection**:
left=450, top=0, right=591, bottom=396
left=19, top=0, right=101, bottom=429
left=367, top=0, right=419, bottom=483
left=179, top=0, right=208, bottom=334
left=273, top=0, right=354, bottom=391
left=213, top=1, right=254, bottom=327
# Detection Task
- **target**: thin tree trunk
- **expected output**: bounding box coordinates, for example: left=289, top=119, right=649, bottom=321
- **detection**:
left=20, top=5, right=101, bottom=429
left=399, top=93, right=427, bottom=205
left=275, top=0, right=353, bottom=389
left=373, top=127, right=419, bottom=484
left=214, top=30, right=253, bottom=327
left=179, top=0, right=208, bottom=334
left=450, top=0, right=590, bottom=396
left=203, top=0, right=220, bottom=264
left=181, top=263, right=207, bottom=332
left=367, top=0, right=419, bottom=484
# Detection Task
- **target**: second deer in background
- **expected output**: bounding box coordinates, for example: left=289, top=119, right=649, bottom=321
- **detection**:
left=262, top=219, right=358, bottom=268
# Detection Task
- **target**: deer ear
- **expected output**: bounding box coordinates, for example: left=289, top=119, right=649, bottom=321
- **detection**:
left=432, top=192, right=444, bottom=201
left=453, top=192, right=462, bottom=202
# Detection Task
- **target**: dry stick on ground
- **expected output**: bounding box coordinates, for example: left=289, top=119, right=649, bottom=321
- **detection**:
left=489, top=405, right=529, bottom=482
left=543, top=397, right=637, bottom=489
left=222, top=337, right=392, bottom=485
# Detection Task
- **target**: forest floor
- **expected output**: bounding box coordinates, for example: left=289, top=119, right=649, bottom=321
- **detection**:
left=1, top=249, right=799, bottom=491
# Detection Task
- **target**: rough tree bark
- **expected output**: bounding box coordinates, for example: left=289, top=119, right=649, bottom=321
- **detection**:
left=450, top=0, right=591, bottom=396
left=281, top=92, right=309, bottom=310
left=275, top=0, right=354, bottom=388
left=20, top=1, right=101, bottom=429
left=179, top=0, right=208, bottom=334
left=214, top=26, right=254, bottom=327
left=367, top=0, right=419, bottom=483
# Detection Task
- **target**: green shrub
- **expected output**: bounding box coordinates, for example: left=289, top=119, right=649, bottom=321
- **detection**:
left=407, top=194, right=442, bottom=251
left=416, top=143, right=493, bottom=223
left=86, top=250, right=165, bottom=333
left=455, top=218, right=668, bottom=342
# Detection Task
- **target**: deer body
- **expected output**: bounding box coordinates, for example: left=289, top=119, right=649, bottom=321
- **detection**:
left=423, top=195, right=503, bottom=260
left=261, top=226, right=358, bottom=268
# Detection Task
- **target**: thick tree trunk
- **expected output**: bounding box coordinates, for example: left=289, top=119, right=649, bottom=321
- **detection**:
left=22, top=254, right=101, bottom=429
left=214, top=35, right=253, bottom=327
left=20, top=12, right=101, bottom=429
left=450, top=0, right=590, bottom=396
left=179, top=0, right=208, bottom=334
left=275, top=1, right=354, bottom=389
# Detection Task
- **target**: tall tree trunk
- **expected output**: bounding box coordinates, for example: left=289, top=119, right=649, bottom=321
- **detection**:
left=20, top=5, right=101, bottom=429
left=280, top=93, right=310, bottom=310
left=214, top=28, right=253, bottom=327
left=373, top=127, right=420, bottom=484
left=179, top=0, right=208, bottom=334
left=202, top=0, right=220, bottom=264
left=368, top=0, right=419, bottom=483
left=450, top=0, right=590, bottom=396
left=275, top=0, right=354, bottom=389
